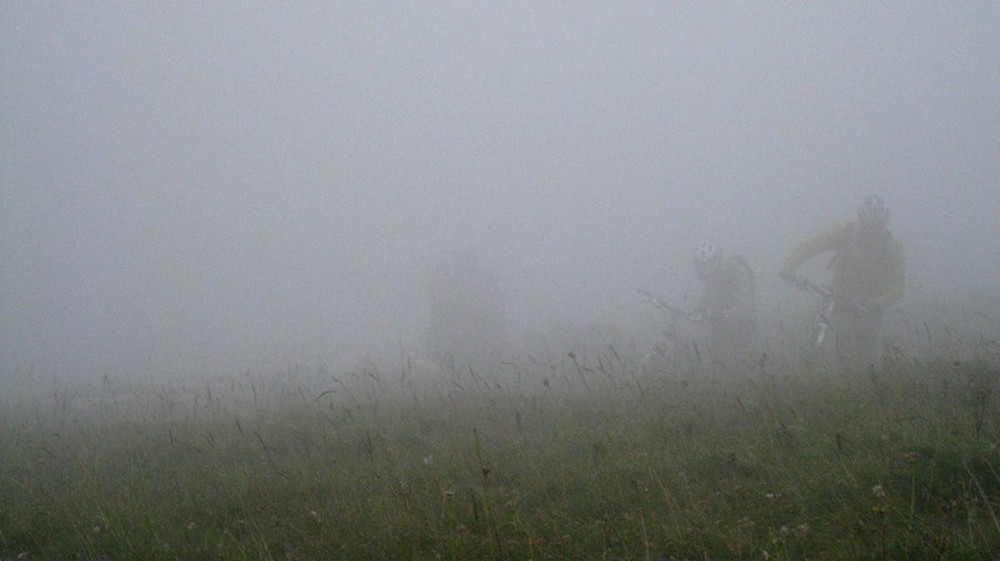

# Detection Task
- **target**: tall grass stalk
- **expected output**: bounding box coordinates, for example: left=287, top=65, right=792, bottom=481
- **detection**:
left=1, top=352, right=999, bottom=560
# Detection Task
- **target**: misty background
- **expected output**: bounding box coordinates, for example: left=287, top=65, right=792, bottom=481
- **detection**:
left=3, top=3, right=998, bottom=389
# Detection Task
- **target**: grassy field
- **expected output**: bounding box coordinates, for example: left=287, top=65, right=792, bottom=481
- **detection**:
left=2, top=346, right=999, bottom=560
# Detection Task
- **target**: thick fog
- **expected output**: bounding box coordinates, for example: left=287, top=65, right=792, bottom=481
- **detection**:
left=3, top=3, right=999, bottom=388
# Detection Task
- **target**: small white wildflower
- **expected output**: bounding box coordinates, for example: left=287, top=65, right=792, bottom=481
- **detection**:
left=872, top=484, right=886, bottom=498
left=422, top=455, right=434, bottom=465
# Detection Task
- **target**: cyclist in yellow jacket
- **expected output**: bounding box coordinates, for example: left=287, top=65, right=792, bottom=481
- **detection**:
left=780, top=195, right=905, bottom=371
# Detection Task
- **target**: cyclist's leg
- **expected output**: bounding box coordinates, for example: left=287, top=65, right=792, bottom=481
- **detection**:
left=834, top=310, right=881, bottom=373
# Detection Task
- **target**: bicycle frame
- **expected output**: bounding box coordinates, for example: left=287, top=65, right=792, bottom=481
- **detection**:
left=786, top=278, right=835, bottom=348
left=814, top=292, right=835, bottom=348
left=637, top=288, right=698, bottom=374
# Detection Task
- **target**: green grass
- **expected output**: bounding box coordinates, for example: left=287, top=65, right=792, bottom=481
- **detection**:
left=2, top=352, right=999, bottom=560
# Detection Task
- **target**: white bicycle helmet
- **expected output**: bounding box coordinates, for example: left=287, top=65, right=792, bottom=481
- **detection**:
left=694, top=241, right=721, bottom=266
left=859, top=195, right=890, bottom=227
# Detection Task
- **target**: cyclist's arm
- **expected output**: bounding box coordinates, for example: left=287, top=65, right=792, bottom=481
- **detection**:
left=780, top=222, right=852, bottom=278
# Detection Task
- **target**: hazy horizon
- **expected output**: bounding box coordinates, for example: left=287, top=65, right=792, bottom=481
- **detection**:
left=3, top=3, right=998, bottom=387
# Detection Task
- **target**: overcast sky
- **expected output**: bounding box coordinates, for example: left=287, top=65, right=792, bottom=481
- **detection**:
left=3, top=2, right=998, bottom=384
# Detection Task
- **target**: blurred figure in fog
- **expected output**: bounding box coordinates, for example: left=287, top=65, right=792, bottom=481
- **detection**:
left=690, top=242, right=757, bottom=369
left=426, top=247, right=507, bottom=370
left=780, top=195, right=905, bottom=372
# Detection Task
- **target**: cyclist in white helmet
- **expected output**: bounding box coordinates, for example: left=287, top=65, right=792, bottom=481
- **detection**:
left=691, top=242, right=757, bottom=369
left=780, top=195, right=905, bottom=371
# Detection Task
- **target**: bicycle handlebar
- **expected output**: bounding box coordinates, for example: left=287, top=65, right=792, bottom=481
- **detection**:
left=783, top=276, right=832, bottom=297
left=788, top=279, right=874, bottom=314
left=636, top=289, right=700, bottom=322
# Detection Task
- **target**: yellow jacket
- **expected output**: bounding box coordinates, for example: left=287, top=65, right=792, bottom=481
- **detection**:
left=781, top=222, right=905, bottom=313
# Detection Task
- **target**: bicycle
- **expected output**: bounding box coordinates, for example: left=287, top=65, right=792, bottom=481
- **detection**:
left=637, top=288, right=700, bottom=323
left=637, top=288, right=701, bottom=376
left=782, top=276, right=835, bottom=349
